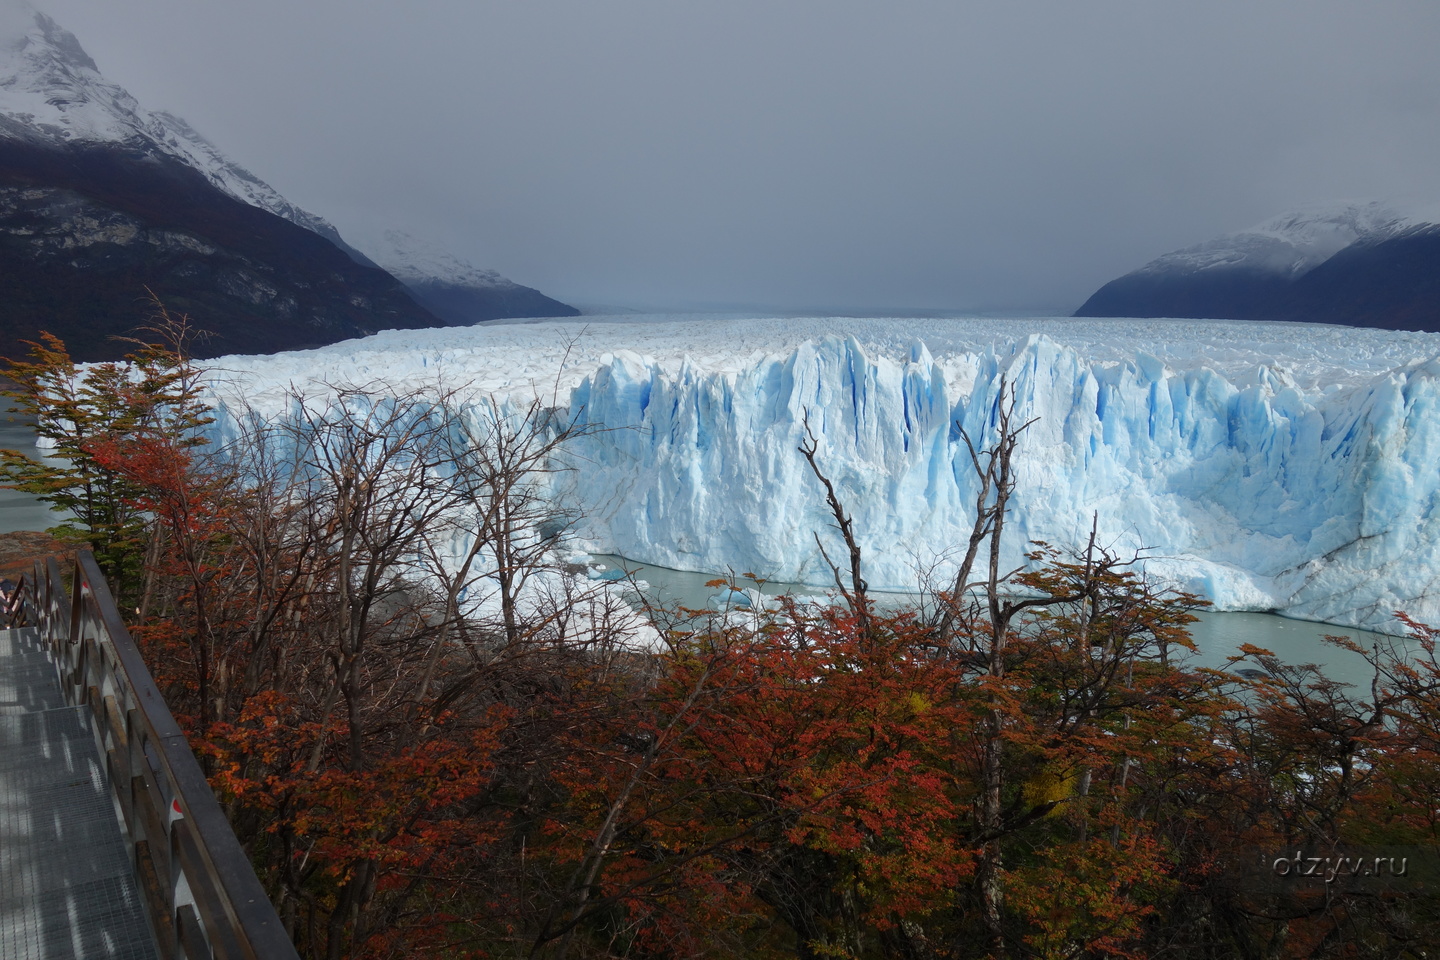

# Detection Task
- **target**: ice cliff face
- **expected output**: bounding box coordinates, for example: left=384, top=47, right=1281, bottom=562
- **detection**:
left=206, top=315, right=1440, bottom=635
left=565, top=334, right=1440, bottom=632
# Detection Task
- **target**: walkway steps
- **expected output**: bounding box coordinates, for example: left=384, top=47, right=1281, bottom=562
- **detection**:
left=0, top=626, right=157, bottom=960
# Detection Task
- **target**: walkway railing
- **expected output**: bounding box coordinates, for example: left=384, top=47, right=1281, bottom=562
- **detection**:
left=6, top=550, right=300, bottom=960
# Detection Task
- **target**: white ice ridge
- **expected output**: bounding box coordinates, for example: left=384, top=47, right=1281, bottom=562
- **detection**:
left=204, top=315, right=1440, bottom=634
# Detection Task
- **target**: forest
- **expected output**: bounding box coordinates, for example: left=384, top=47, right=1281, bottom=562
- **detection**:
left=4, top=322, right=1439, bottom=960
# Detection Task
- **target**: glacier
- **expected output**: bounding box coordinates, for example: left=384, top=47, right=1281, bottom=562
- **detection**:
left=203, top=315, right=1440, bottom=634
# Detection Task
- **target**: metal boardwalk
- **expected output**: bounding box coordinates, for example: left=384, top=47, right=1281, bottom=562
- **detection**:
left=0, top=626, right=155, bottom=959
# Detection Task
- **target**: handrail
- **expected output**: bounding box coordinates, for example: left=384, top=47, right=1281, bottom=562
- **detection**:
left=15, top=550, right=301, bottom=960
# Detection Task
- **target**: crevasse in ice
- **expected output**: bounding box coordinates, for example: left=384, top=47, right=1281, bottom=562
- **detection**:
left=562, top=333, right=1440, bottom=633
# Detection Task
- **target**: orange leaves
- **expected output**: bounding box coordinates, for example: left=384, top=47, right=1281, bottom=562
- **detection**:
left=643, top=609, right=984, bottom=933
left=1008, top=832, right=1173, bottom=959
left=294, top=746, right=483, bottom=870
left=208, top=689, right=507, bottom=887
left=1235, top=641, right=1277, bottom=659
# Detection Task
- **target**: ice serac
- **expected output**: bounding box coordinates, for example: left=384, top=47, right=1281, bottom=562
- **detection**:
left=563, top=333, right=1440, bottom=634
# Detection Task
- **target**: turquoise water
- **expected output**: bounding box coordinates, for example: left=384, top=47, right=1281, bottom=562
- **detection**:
left=590, top=554, right=1417, bottom=691
left=0, top=415, right=66, bottom=533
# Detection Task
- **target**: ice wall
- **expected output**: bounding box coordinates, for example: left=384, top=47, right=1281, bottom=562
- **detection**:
left=562, top=334, right=1440, bottom=633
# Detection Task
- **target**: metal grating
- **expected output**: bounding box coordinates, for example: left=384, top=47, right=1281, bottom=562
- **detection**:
left=0, top=627, right=158, bottom=959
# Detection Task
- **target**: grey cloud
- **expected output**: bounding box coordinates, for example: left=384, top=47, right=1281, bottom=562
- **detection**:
left=39, top=0, right=1440, bottom=313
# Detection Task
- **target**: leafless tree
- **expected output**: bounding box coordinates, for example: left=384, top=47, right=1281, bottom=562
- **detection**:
left=798, top=411, right=871, bottom=637
left=170, top=380, right=631, bottom=956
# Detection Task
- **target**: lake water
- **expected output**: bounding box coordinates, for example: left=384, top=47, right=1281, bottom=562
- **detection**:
left=0, top=413, right=66, bottom=532
left=590, top=554, right=1419, bottom=691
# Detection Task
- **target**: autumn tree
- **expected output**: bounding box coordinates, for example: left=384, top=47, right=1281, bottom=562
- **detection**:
left=95, top=374, right=649, bottom=960
left=0, top=312, right=211, bottom=593
left=780, top=386, right=1252, bottom=960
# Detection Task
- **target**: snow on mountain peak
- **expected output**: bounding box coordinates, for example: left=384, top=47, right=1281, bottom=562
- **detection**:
left=369, top=230, right=517, bottom=290
left=1136, top=198, right=1440, bottom=279
left=0, top=5, right=343, bottom=239
left=0, top=7, right=141, bottom=142
left=1242, top=199, right=1400, bottom=258
left=1, top=6, right=93, bottom=72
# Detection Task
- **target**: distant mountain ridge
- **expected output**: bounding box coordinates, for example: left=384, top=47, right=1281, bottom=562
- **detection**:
left=1075, top=199, right=1440, bottom=331
left=0, top=7, right=574, bottom=360
left=365, top=230, right=578, bottom=325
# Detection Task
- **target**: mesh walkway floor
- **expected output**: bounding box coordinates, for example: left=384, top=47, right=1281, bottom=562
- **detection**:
left=0, top=626, right=156, bottom=959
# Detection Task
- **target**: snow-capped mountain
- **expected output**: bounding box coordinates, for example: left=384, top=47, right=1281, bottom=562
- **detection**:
left=375, top=230, right=514, bottom=290
left=0, top=7, right=575, bottom=359
left=0, top=5, right=448, bottom=359
left=0, top=8, right=353, bottom=249
left=1076, top=199, right=1440, bottom=331
left=1131, top=201, right=1410, bottom=278
left=364, top=230, right=578, bottom=324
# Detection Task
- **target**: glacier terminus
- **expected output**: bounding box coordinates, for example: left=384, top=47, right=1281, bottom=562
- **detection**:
left=204, top=314, right=1440, bottom=635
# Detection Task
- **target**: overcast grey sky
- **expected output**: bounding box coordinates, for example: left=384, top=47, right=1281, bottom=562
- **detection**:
left=36, top=0, right=1440, bottom=313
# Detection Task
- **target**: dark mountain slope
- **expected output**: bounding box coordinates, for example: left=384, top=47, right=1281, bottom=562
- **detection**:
left=401, top=279, right=578, bottom=326
left=0, top=8, right=575, bottom=361
left=363, top=229, right=578, bottom=325
left=1074, top=270, right=1296, bottom=323
left=0, top=139, right=442, bottom=360
left=1074, top=201, right=1440, bottom=332
left=1280, top=228, right=1440, bottom=332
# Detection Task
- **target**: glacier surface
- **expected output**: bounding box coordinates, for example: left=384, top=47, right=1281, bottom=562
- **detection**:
left=204, top=315, right=1440, bottom=634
